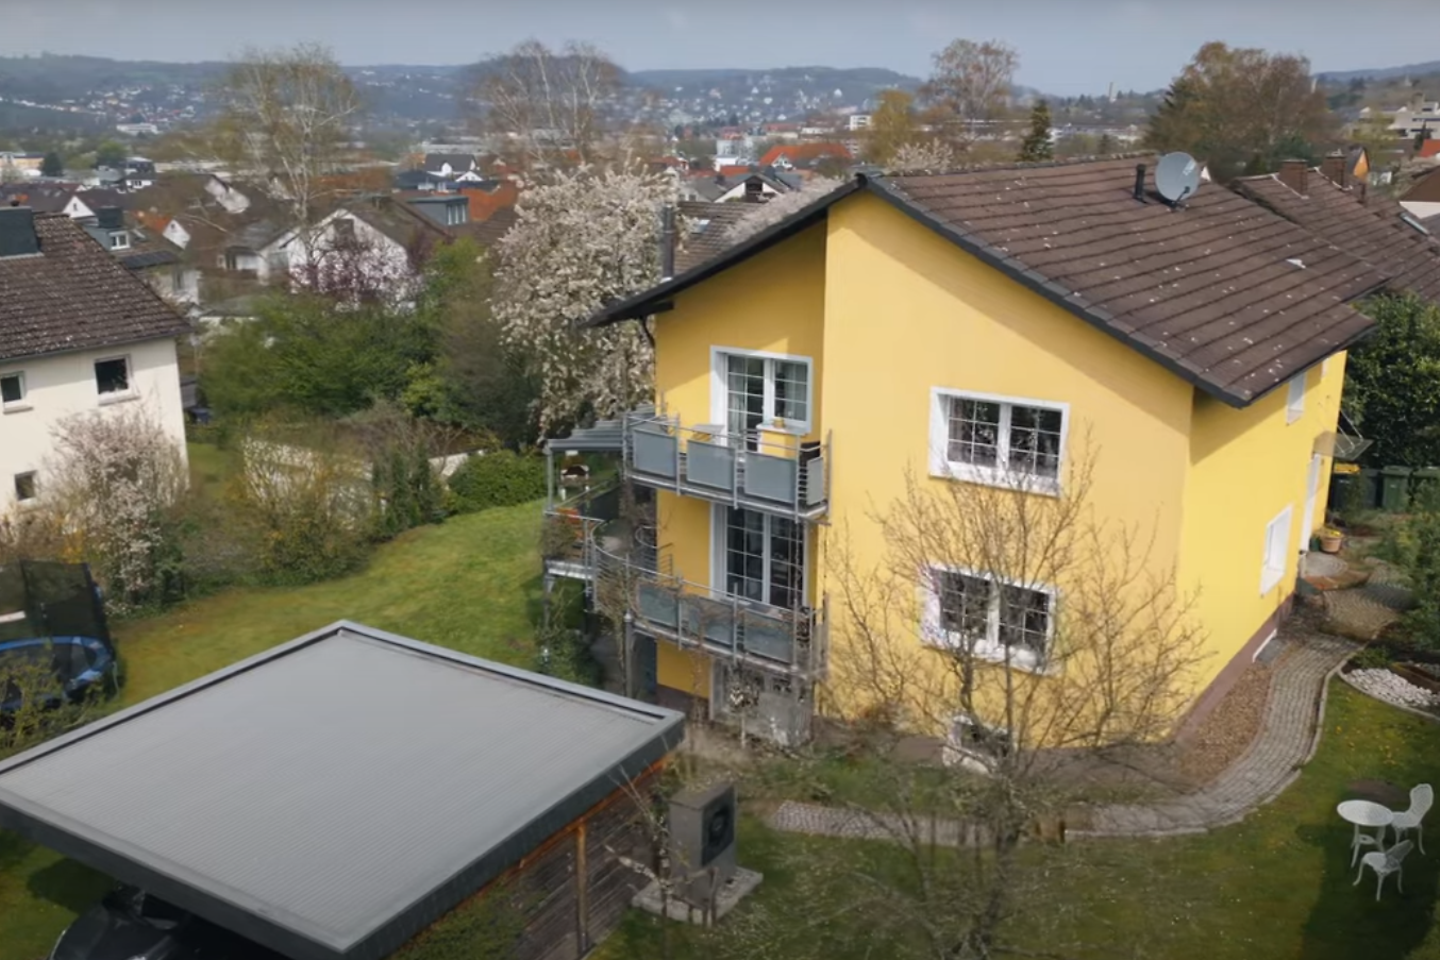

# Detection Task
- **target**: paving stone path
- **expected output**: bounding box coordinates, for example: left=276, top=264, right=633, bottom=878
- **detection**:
left=1322, top=560, right=1413, bottom=640
left=766, top=632, right=1359, bottom=843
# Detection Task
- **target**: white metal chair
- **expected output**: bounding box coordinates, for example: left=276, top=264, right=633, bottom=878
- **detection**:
left=1356, top=840, right=1414, bottom=900
left=1391, top=784, right=1434, bottom=854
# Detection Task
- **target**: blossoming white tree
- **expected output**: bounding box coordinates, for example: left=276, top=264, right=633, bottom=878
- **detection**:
left=493, top=166, right=677, bottom=432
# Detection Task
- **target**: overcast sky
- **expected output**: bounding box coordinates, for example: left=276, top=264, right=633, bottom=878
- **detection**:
left=4, top=0, right=1440, bottom=94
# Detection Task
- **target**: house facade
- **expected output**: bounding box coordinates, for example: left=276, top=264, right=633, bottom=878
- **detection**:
left=0, top=207, right=190, bottom=515
left=550, top=156, right=1383, bottom=745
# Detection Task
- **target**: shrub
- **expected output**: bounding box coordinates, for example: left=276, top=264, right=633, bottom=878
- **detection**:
left=227, top=429, right=371, bottom=586
left=1397, top=483, right=1440, bottom=650
left=446, top=451, right=545, bottom=513
left=1353, top=645, right=1393, bottom=670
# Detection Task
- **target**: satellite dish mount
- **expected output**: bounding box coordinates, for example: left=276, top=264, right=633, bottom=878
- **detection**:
left=1155, top=152, right=1202, bottom=207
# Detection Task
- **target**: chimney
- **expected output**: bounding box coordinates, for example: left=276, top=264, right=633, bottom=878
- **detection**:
left=1319, top=153, right=1347, bottom=189
left=1133, top=163, right=1148, bottom=203
left=0, top=205, right=39, bottom=257
left=1277, top=159, right=1310, bottom=195
left=659, top=204, right=677, bottom=282
left=95, top=206, right=124, bottom=231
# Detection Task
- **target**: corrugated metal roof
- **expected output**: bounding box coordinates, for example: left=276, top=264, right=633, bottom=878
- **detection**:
left=0, top=622, right=683, bottom=960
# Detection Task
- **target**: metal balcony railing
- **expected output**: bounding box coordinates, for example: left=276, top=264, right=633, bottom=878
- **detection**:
left=541, top=484, right=827, bottom=680
left=623, top=411, right=829, bottom=521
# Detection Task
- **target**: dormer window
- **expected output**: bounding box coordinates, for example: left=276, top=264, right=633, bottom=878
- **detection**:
left=109, top=231, right=130, bottom=250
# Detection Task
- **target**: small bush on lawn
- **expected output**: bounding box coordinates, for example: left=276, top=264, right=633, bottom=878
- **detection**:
left=447, top=451, right=545, bottom=513
left=1394, top=484, right=1440, bottom=650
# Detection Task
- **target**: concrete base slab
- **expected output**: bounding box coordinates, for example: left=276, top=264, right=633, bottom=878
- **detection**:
left=632, top=867, right=764, bottom=925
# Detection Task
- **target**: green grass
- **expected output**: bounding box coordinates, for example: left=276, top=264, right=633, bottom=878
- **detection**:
left=0, top=493, right=547, bottom=960
left=604, top=683, right=1440, bottom=960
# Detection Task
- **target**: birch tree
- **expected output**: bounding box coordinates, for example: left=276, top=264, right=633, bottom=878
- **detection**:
left=214, top=43, right=364, bottom=247
left=923, top=39, right=1019, bottom=142
left=492, top=166, right=675, bottom=433
left=471, top=40, right=621, bottom=171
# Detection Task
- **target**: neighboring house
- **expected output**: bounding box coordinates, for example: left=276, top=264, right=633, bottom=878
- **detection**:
left=219, top=219, right=287, bottom=280
left=451, top=205, right=517, bottom=254
left=63, top=188, right=126, bottom=221
left=278, top=196, right=451, bottom=301
left=758, top=142, right=852, bottom=171
left=674, top=200, right=760, bottom=272
left=0, top=152, right=44, bottom=175
left=0, top=207, right=190, bottom=515
left=423, top=153, right=476, bottom=178
left=459, top=179, right=520, bottom=222
left=1232, top=158, right=1440, bottom=306
left=550, top=156, right=1385, bottom=744
left=0, top=183, right=77, bottom=214
left=1400, top=166, right=1440, bottom=223
left=681, top=170, right=800, bottom=204
left=403, top=193, right=470, bottom=229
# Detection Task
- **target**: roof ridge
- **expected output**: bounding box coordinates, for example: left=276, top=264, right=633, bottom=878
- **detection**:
left=885, top=150, right=1159, bottom=178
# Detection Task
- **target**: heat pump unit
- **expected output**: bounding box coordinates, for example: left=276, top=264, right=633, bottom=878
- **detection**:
left=668, top=782, right=737, bottom=902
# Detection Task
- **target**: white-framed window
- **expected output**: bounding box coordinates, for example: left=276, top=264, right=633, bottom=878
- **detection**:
left=1, top=371, right=27, bottom=412
left=94, top=356, right=132, bottom=399
left=13, top=472, right=37, bottom=503
left=1286, top=375, right=1305, bottom=424
left=1261, top=504, right=1294, bottom=594
left=922, top=565, right=1056, bottom=671
left=930, top=388, right=1068, bottom=493
left=713, top=348, right=812, bottom=435
left=714, top=505, right=806, bottom=610
left=109, top=231, right=130, bottom=250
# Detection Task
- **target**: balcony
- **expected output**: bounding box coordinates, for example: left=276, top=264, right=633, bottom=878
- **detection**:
left=624, top=411, right=830, bottom=520
left=541, top=484, right=827, bottom=680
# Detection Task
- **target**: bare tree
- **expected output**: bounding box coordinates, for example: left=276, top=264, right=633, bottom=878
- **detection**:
left=720, top=440, right=1208, bottom=960
left=924, top=39, right=1020, bottom=142
left=471, top=40, right=621, bottom=171
left=889, top=141, right=959, bottom=175
left=214, top=43, right=364, bottom=249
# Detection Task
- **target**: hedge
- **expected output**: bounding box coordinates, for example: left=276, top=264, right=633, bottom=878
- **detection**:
left=446, top=451, right=546, bottom=513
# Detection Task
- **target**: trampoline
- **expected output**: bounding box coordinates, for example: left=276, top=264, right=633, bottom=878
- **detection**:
left=0, top=561, right=115, bottom=715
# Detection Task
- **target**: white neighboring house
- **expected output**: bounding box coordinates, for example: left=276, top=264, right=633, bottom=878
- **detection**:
left=0, top=206, right=190, bottom=516
left=162, top=219, right=192, bottom=249
left=277, top=200, right=447, bottom=304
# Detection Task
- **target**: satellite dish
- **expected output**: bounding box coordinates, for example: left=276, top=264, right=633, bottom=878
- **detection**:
left=1156, top=152, right=1202, bottom=204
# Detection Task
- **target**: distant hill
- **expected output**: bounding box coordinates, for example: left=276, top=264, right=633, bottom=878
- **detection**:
left=630, top=65, right=921, bottom=96
left=1318, top=60, right=1440, bottom=83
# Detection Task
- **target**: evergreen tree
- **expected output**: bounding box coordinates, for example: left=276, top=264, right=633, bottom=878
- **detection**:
left=1018, top=100, right=1053, bottom=162
left=1097, top=133, right=1115, bottom=155
left=40, top=151, right=64, bottom=177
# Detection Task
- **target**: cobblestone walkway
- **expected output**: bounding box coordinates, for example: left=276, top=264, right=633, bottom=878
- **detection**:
left=766, top=633, right=1359, bottom=843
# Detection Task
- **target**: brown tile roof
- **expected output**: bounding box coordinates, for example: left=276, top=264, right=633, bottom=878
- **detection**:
left=1402, top=166, right=1440, bottom=204
left=452, top=205, right=517, bottom=249
left=592, top=156, right=1385, bottom=407
left=0, top=212, right=189, bottom=362
left=1233, top=170, right=1440, bottom=305
left=675, top=201, right=761, bottom=273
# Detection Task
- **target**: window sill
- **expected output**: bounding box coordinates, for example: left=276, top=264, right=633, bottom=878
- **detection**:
left=931, top=462, right=1061, bottom=498
left=98, top=392, right=139, bottom=407
left=1259, top=568, right=1287, bottom=595
left=925, top=633, right=1051, bottom=675
left=2, top=403, right=32, bottom=415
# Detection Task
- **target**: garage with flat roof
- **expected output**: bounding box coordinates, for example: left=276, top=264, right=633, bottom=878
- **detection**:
left=0, top=621, right=685, bottom=960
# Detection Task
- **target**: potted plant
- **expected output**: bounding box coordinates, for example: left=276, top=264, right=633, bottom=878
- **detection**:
left=1320, top=527, right=1345, bottom=553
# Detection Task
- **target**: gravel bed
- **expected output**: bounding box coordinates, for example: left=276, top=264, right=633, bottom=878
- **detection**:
left=1347, top=667, right=1440, bottom=710
left=1179, top=662, right=1272, bottom=787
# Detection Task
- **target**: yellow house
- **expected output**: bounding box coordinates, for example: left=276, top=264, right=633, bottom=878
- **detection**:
left=551, top=156, right=1383, bottom=745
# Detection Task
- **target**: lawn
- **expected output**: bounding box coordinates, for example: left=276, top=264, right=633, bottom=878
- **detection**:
left=0, top=489, right=547, bottom=960
left=603, top=682, right=1440, bottom=960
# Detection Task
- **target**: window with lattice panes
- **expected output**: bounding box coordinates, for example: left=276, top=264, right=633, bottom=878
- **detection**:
left=723, top=507, right=805, bottom=610
left=933, top=389, right=1066, bottom=490
left=722, top=352, right=810, bottom=436
left=928, top=567, right=1055, bottom=670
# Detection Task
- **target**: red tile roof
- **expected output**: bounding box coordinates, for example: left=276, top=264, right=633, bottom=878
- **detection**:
left=460, top=181, right=520, bottom=223
left=1419, top=140, right=1440, bottom=159
left=0, top=212, right=189, bottom=362
left=759, top=142, right=852, bottom=167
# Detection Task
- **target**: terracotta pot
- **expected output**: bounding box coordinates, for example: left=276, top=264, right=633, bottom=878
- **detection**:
left=1320, top=535, right=1343, bottom=554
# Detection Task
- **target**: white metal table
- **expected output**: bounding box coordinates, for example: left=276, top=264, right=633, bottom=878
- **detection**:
left=1339, top=799, right=1394, bottom=867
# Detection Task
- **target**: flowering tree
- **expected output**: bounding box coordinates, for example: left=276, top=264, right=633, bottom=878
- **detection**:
left=43, top=408, right=188, bottom=615
left=492, top=166, right=676, bottom=432
left=889, top=141, right=958, bottom=175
